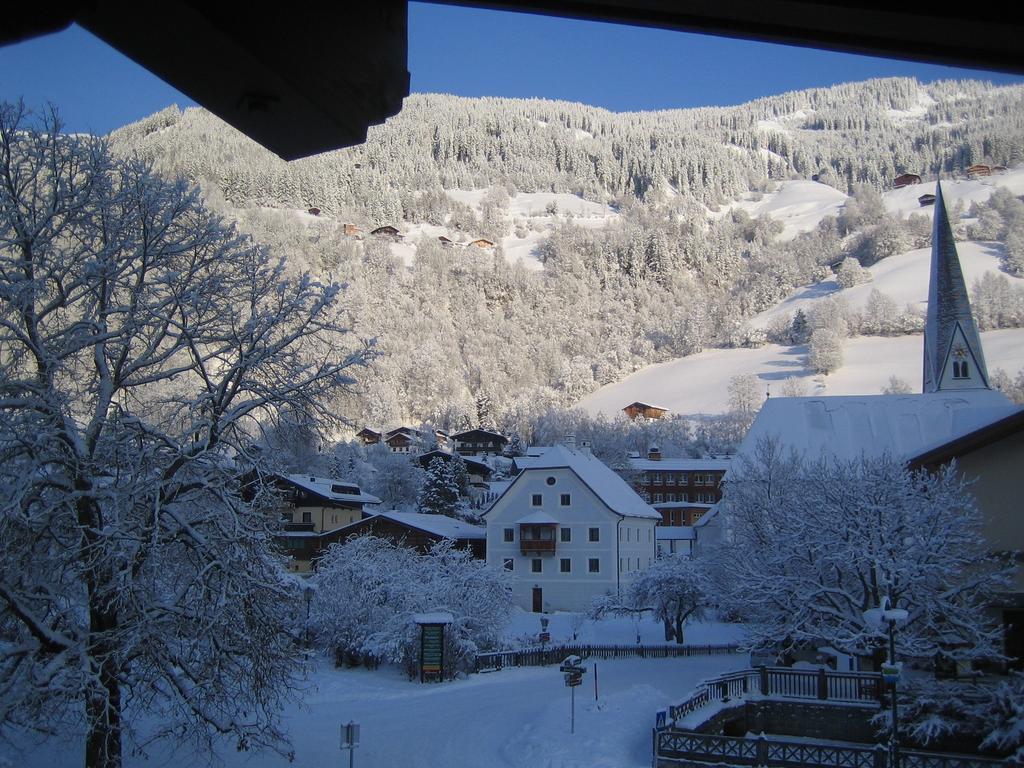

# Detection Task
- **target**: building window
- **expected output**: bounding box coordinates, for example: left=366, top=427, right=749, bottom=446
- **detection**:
left=667, top=493, right=676, bottom=502
left=588, top=558, right=600, bottom=573
left=546, top=476, right=556, bottom=486
left=531, top=494, right=542, bottom=506
left=560, top=527, right=571, bottom=543
left=503, top=558, right=514, bottom=571
left=531, top=559, right=542, bottom=573
left=665, top=474, right=675, bottom=485
left=301, top=511, right=312, bottom=523
left=560, top=558, right=571, bottom=573
left=953, top=360, right=970, bottom=379
left=589, top=527, right=600, bottom=542
left=560, top=493, right=571, bottom=506
left=503, top=528, right=514, bottom=543
left=679, top=473, right=688, bottom=485
left=681, top=493, right=689, bottom=502
left=651, top=472, right=661, bottom=484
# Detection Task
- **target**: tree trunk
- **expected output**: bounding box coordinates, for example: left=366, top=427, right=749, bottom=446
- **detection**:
left=674, top=617, right=685, bottom=645
left=85, top=661, right=122, bottom=768
left=663, top=618, right=675, bottom=642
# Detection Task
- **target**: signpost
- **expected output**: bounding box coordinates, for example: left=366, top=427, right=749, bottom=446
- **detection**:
left=340, top=721, right=360, bottom=768
left=559, top=655, right=587, bottom=734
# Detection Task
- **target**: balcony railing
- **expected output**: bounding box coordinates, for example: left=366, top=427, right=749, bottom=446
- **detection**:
left=521, top=539, right=556, bottom=554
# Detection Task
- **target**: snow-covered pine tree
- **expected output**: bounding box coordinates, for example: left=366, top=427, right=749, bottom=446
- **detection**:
left=418, top=457, right=461, bottom=516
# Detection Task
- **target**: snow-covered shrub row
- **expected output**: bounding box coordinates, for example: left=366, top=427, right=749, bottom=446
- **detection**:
left=309, top=536, right=513, bottom=679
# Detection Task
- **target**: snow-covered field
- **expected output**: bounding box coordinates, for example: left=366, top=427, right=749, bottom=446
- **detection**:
left=4, top=614, right=746, bottom=768
left=579, top=328, right=1024, bottom=417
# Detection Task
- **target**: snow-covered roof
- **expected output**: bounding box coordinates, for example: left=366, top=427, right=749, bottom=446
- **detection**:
left=693, top=505, right=721, bottom=528
left=413, top=612, right=454, bottom=624
left=509, top=445, right=661, bottom=520
left=283, top=474, right=381, bottom=506
left=629, top=457, right=733, bottom=472
left=516, top=510, right=560, bottom=525
left=738, top=391, right=1019, bottom=464
left=367, top=511, right=486, bottom=540
left=655, top=526, right=696, bottom=541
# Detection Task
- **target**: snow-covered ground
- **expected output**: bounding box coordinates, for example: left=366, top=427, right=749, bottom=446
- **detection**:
left=728, top=180, right=848, bottom=240
left=579, top=328, right=1024, bottom=418
left=4, top=614, right=747, bottom=768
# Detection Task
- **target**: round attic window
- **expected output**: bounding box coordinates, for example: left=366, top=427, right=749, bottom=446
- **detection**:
left=546, top=476, right=556, bottom=485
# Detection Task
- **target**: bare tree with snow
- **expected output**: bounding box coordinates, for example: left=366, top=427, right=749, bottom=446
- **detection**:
left=0, top=104, right=368, bottom=768
left=714, top=438, right=1012, bottom=666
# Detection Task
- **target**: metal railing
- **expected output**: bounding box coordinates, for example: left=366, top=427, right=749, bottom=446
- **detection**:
left=475, top=642, right=740, bottom=672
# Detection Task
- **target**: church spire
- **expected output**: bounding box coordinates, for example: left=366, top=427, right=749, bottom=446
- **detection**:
left=922, top=181, right=990, bottom=393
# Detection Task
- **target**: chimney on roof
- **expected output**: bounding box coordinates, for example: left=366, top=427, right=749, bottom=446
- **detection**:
left=580, top=440, right=592, bottom=455
left=648, top=445, right=661, bottom=461
left=564, top=434, right=576, bottom=451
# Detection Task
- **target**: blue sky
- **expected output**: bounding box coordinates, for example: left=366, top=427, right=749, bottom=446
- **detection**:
left=2, top=2, right=1022, bottom=135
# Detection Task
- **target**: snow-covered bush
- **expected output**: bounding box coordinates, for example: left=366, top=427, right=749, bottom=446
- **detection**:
left=836, top=257, right=871, bottom=288
left=310, top=536, right=513, bottom=679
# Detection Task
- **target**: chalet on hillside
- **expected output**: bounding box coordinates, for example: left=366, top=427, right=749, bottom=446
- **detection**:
left=967, top=164, right=992, bottom=178
left=417, top=449, right=493, bottom=487
left=468, top=238, right=495, bottom=249
left=438, top=236, right=453, bottom=247
left=307, top=207, right=321, bottom=216
left=622, top=401, right=668, bottom=420
left=893, top=173, right=921, bottom=188
left=327, top=511, right=486, bottom=559
left=451, top=428, right=509, bottom=457
left=384, top=426, right=422, bottom=453
left=343, top=223, right=363, bottom=236
left=370, top=225, right=401, bottom=240
left=356, top=427, right=382, bottom=445
left=918, top=193, right=936, bottom=207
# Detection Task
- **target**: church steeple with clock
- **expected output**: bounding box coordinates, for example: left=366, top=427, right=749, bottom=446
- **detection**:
left=922, top=181, right=991, bottom=393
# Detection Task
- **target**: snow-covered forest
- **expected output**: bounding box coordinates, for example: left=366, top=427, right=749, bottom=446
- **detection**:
left=100, top=78, right=1024, bottom=431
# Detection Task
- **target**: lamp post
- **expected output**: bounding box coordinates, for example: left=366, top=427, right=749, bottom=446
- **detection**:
left=304, top=584, right=314, bottom=647
left=864, top=597, right=908, bottom=768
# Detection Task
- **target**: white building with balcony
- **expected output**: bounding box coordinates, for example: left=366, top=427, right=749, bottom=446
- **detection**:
left=484, top=442, right=660, bottom=612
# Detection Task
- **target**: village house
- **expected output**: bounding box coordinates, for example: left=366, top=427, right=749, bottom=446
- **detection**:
left=326, top=510, right=486, bottom=559
left=417, top=449, right=493, bottom=489
left=628, top=447, right=731, bottom=526
left=266, top=473, right=380, bottom=573
left=485, top=438, right=660, bottom=612
left=384, top=426, right=422, bottom=453
left=622, top=401, right=669, bottom=420
left=355, top=426, right=382, bottom=445
left=451, top=428, right=509, bottom=457
left=370, top=224, right=402, bottom=240
left=468, top=238, right=495, bottom=248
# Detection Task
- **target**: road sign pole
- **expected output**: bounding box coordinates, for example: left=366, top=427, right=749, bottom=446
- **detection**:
left=571, top=681, right=575, bottom=735
left=594, top=662, right=598, bottom=702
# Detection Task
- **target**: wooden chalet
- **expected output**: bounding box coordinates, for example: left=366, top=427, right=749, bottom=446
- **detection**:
left=893, top=173, right=921, bottom=188
left=324, top=511, right=486, bottom=559
left=622, top=401, right=669, bottom=420
left=262, top=473, right=381, bottom=573
left=370, top=225, right=401, bottom=240
left=918, top=193, right=936, bottom=207
left=438, top=235, right=453, bottom=247
left=356, top=427, right=382, bottom=445
left=468, top=238, right=495, bottom=248
left=628, top=449, right=731, bottom=526
left=384, top=426, right=422, bottom=453
left=967, top=164, right=992, bottom=178
left=307, top=207, right=321, bottom=216
left=417, top=449, right=493, bottom=487
left=451, top=428, right=509, bottom=457
left=343, top=223, right=363, bottom=236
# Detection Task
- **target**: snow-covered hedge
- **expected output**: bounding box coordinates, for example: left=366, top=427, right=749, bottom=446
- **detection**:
left=310, top=536, right=513, bottom=679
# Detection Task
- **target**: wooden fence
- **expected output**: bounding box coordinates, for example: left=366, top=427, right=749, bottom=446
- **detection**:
left=667, top=666, right=884, bottom=720
left=654, top=730, right=1007, bottom=768
left=475, top=642, right=740, bottom=672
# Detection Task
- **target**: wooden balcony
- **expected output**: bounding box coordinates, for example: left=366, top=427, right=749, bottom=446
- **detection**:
left=521, top=539, right=556, bottom=555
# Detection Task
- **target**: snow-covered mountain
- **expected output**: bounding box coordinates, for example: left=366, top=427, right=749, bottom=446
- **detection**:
left=105, top=78, right=1024, bottom=430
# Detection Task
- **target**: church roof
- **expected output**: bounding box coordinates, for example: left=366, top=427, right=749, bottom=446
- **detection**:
left=923, top=182, right=990, bottom=392
left=737, top=391, right=1018, bottom=464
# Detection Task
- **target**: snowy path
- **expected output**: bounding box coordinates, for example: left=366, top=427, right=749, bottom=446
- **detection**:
left=5, top=652, right=747, bottom=768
